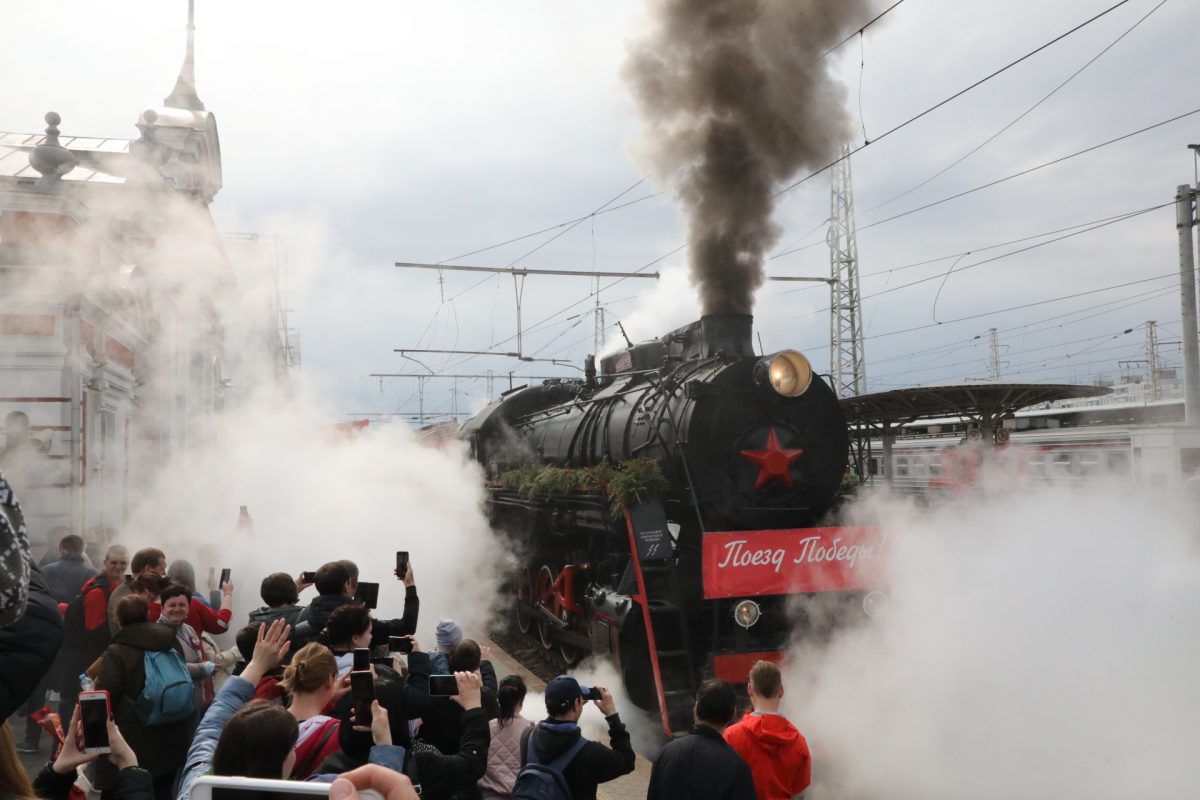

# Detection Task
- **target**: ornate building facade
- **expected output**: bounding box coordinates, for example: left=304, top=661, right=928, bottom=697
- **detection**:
left=0, top=4, right=290, bottom=559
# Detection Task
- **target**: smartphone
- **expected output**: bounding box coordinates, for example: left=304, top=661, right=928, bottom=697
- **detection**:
left=188, top=775, right=384, bottom=800
left=388, top=635, right=414, bottom=655
left=299, top=571, right=316, bottom=584
left=395, top=551, right=409, bottom=578
left=584, top=686, right=603, bottom=701
left=429, top=674, right=459, bottom=696
left=349, top=670, right=374, bottom=724
left=78, top=690, right=111, bottom=754
left=219, top=568, right=231, bottom=587
left=352, top=648, right=371, bottom=672
left=354, top=581, right=379, bottom=610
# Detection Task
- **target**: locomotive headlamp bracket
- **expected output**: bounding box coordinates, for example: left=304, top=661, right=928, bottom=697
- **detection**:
left=756, top=350, right=813, bottom=398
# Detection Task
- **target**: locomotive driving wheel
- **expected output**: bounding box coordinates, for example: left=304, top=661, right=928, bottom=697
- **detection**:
left=535, top=565, right=558, bottom=651
left=513, top=567, right=533, bottom=635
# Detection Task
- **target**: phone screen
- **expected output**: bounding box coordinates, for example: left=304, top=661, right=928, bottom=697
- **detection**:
left=388, top=636, right=413, bottom=655
left=395, top=551, right=409, bottom=576
left=353, top=648, right=370, bottom=672
left=350, top=671, right=374, bottom=723
left=219, top=568, right=231, bottom=586
left=300, top=571, right=316, bottom=584
left=355, top=581, right=379, bottom=610
left=429, top=674, right=459, bottom=696
left=80, top=694, right=110, bottom=749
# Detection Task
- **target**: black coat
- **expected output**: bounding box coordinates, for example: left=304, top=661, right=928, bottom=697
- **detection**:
left=647, top=724, right=756, bottom=800
left=413, top=707, right=490, bottom=800
left=520, top=715, right=636, bottom=800
left=93, top=622, right=193, bottom=787
left=319, top=707, right=490, bottom=800
left=416, top=659, right=499, bottom=755
left=292, top=586, right=418, bottom=648
left=34, top=762, right=154, bottom=800
left=0, top=565, right=64, bottom=720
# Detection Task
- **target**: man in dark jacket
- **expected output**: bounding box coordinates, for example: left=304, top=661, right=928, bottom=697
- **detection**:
left=95, top=595, right=194, bottom=800
left=647, top=679, right=756, bottom=800
left=413, top=639, right=499, bottom=755
left=248, top=571, right=306, bottom=627
left=292, top=559, right=419, bottom=647
left=519, top=675, right=635, bottom=800
left=41, top=533, right=99, bottom=603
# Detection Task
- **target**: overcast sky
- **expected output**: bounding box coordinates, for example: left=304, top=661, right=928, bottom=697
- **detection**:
left=3, top=0, right=1198, bottom=421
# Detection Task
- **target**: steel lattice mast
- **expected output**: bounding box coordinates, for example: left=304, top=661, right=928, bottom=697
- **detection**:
left=828, top=145, right=866, bottom=397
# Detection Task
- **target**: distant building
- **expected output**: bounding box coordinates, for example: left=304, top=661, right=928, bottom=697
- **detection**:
left=0, top=5, right=292, bottom=559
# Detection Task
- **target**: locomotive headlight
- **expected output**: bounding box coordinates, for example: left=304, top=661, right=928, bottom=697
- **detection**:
left=733, top=599, right=761, bottom=629
left=756, top=350, right=813, bottom=398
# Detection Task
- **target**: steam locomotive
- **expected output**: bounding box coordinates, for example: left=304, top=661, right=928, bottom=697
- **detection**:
left=463, top=314, right=878, bottom=734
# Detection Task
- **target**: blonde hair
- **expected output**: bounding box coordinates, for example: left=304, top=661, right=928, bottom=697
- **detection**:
left=280, top=642, right=337, bottom=695
left=0, top=724, right=35, bottom=799
left=749, top=659, right=783, bottom=699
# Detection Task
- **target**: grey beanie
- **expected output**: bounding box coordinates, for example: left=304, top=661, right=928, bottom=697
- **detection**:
left=168, top=559, right=197, bottom=594
left=435, top=618, right=464, bottom=652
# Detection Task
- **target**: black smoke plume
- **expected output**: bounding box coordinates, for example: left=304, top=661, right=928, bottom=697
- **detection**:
left=625, top=0, right=876, bottom=315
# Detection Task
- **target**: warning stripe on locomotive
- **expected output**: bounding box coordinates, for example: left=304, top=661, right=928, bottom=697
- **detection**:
left=701, top=525, right=884, bottom=598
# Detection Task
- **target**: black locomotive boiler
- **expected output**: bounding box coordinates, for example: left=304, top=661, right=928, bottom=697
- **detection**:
left=463, top=314, right=862, bottom=734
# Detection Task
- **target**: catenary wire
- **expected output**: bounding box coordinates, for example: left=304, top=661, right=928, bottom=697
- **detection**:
left=774, top=0, right=1135, bottom=196
left=864, top=0, right=1170, bottom=212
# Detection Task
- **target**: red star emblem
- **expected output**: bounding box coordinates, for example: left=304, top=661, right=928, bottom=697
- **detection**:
left=740, top=428, right=804, bottom=491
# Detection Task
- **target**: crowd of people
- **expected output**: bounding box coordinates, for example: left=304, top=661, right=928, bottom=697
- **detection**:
left=1, top=468, right=812, bottom=800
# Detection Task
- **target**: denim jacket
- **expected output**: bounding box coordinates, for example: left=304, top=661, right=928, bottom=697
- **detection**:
left=176, top=675, right=405, bottom=800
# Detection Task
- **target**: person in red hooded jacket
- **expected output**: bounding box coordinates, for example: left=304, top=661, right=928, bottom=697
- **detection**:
left=724, top=660, right=811, bottom=799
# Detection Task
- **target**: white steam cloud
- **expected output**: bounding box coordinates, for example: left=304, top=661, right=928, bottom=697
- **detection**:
left=784, top=484, right=1200, bottom=799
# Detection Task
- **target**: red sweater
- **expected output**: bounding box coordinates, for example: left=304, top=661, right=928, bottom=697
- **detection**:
left=724, top=712, right=811, bottom=800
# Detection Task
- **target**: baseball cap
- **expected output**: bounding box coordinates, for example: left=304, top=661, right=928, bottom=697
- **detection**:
left=545, top=675, right=593, bottom=714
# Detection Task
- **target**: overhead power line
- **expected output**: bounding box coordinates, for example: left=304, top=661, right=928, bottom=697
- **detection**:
left=866, top=0, right=1171, bottom=212
left=857, top=112, right=1197, bottom=233
left=775, top=0, right=1136, bottom=196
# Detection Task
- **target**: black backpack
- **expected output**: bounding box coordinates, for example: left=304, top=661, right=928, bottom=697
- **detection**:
left=512, top=736, right=589, bottom=800
left=61, top=573, right=111, bottom=651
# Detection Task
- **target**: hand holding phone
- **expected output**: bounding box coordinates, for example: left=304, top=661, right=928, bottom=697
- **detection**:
left=388, top=636, right=414, bottom=655
left=299, top=571, right=316, bottom=586
left=219, top=568, right=232, bottom=588
left=428, top=674, right=459, bottom=697
left=354, top=581, right=379, bottom=610
left=350, top=671, right=375, bottom=725
left=394, top=551, right=409, bottom=581
left=79, top=690, right=111, bottom=754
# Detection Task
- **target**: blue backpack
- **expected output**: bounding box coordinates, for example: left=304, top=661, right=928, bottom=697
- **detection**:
left=511, top=737, right=588, bottom=800
left=134, top=649, right=195, bottom=726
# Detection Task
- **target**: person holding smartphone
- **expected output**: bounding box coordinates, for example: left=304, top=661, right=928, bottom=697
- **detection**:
left=31, top=702, right=147, bottom=800
left=177, top=619, right=410, bottom=800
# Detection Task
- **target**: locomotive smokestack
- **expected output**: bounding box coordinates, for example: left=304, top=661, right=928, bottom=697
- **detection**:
left=625, top=0, right=876, bottom=315
left=700, top=313, right=753, bottom=358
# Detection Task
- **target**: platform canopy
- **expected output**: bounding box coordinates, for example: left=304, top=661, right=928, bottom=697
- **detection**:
left=841, top=382, right=1112, bottom=428
left=840, top=382, right=1112, bottom=486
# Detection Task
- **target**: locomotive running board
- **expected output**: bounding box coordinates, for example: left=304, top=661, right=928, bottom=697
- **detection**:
left=623, top=500, right=696, bottom=737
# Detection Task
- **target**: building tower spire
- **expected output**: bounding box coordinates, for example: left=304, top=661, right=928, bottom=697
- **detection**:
left=164, top=0, right=205, bottom=111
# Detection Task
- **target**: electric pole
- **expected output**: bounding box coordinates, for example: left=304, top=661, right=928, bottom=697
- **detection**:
left=1145, top=320, right=1160, bottom=402
left=1176, top=183, right=1200, bottom=425
left=987, top=328, right=1001, bottom=380
left=828, top=143, right=866, bottom=397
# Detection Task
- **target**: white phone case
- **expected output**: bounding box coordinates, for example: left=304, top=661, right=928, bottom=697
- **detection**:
left=189, top=776, right=384, bottom=800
